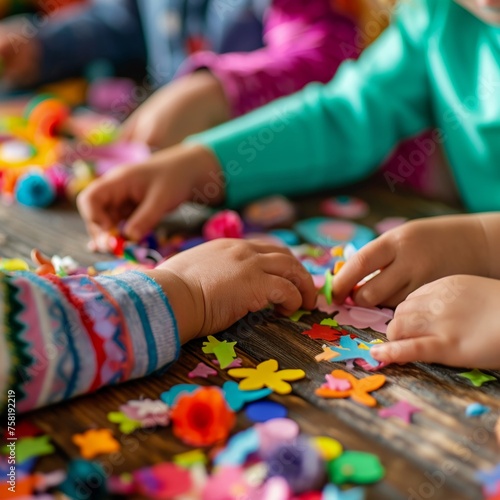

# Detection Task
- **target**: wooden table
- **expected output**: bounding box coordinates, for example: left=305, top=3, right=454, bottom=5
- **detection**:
left=1, top=181, right=497, bottom=500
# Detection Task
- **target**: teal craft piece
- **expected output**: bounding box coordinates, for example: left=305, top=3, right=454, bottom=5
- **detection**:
left=222, top=380, right=272, bottom=411
left=214, top=427, right=260, bottom=466
left=323, top=484, right=366, bottom=500
left=160, top=384, right=199, bottom=406
left=330, top=336, right=379, bottom=368
left=294, top=217, right=375, bottom=249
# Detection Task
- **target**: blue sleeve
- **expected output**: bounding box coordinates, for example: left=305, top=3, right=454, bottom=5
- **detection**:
left=37, top=0, right=146, bottom=82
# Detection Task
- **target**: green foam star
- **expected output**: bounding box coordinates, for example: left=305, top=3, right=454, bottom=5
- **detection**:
left=320, top=318, right=339, bottom=327
left=459, top=369, right=497, bottom=387
left=107, top=412, right=142, bottom=434
left=202, top=335, right=237, bottom=369
left=289, top=310, right=312, bottom=322
left=1, top=435, right=55, bottom=464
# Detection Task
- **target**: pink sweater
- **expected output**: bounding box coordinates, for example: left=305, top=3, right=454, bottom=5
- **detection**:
left=181, top=0, right=359, bottom=117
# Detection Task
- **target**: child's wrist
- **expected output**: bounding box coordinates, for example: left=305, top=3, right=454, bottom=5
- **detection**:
left=143, top=268, right=202, bottom=344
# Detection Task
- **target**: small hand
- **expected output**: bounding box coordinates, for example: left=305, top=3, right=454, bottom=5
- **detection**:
left=77, top=143, right=224, bottom=244
left=333, top=215, right=489, bottom=308
left=121, top=71, right=230, bottom=149
left=371, top=275, right=500, bottom=369
left=147, top=239, right=317, bottom=343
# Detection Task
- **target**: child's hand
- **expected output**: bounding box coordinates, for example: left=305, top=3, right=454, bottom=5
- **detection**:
left=121, top=71, right=230, bottom=149
left=333, top=216, right=489, bottom=308
left=0, top=21, right=40, bottom=86
left=147, top=239, right=317, bottom=343
left=77, top=143, right=224, bottom=244
left=371, top=275, right=500, bottom=369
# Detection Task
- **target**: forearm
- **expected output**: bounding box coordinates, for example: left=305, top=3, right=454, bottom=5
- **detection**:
left=473, top=213, right=500, bottom=279
left=0, top=270, right=179, bottom=414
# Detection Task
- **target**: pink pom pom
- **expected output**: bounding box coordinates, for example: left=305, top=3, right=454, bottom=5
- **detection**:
left=203, top=210, right=244, bottom=240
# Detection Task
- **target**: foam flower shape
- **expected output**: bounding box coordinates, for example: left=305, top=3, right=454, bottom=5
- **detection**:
left=120, top=399, right=170, bottom=427
left=171, top=387, right=235, bottom=447
left=228, top=359, right=305, bottom=395
left=107, top=411, right=142, bottom=434
left=315, top=370, right=386, bottom=407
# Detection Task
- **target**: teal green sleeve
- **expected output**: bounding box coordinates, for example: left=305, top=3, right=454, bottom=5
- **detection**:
left=187, top=0, right=436, bottom=207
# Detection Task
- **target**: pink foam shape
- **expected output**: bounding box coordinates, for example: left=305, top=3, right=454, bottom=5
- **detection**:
left=188, top=362, right=217, bottom=379
left=325, top=374, right=352, bottom=391
left=333, top=304, right=393, bottom=334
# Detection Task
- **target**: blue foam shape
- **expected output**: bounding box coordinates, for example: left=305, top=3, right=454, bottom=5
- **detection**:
left=329, top=336, right=379, bottom=367
left=323, top=484, right=366, bottom=500
left=214, top=427, right=260, bottom=466
left=465, top=403, right=490, bottom=417
left=245, top=400, right=288, bottom=423
left=222, top=381, right=272, bottom=411
left=160, top=384, right=199, bottom=406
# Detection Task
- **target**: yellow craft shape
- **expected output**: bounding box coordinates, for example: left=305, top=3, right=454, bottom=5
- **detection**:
left=228, top=358, right=305, bottom=395
left=311, top=436, right=343, bottom=461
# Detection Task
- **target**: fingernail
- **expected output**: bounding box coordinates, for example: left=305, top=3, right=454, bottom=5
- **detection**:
left=370, top=345, right=390, bottom=362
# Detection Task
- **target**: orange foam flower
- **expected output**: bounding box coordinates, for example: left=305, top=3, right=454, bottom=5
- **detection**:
left=171, top=387, right=235, bottom=447
left=315, top=369, right=386, bottom=407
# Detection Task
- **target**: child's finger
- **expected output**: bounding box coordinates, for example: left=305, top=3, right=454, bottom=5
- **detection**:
left=260, top=253, right=316, bottom=310
left=370, top=336, right=440, bottom=364
left=333, top=237, right=396, bottom=304
left=123, top=184, right=169, bottom=241
left=77, top=181, right=117, bottom=231
left=265, top=275, right=304, bottom=316
left=351, top=264, right=409, bottom=308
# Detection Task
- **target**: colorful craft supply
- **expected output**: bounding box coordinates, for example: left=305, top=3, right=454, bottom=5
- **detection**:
left=59, top=459, right=107, bottom=500
left=222, top=380, right=273, bottom=411
left=202, top=466, right=252, bottom=500
left=315, top=345, right=341, bottom=362
left=229, top=359, right=306, bottom=395
left=171, top=387, right=235, bottom=447
left=459, top=369, right=497, bottom=387
left=214, top=427, right=260, bottom=466
left=1, top=435, right=54, bottom=464
left=320, top=318, right=339, bottom=328
left=322, top=484, right=366, bottom=500
left=315, top=370, right=386, bottom=407
left=214, top=357, right=243, bottom=369
left=329, top=335, right=379, bottom=367
left=269, top=228, right=300, bottom=245
left=290, top=309, right=312, bottom=322
left=107, top=411, right=142, bottom=434
left=311, top=436, right=343, bottom=461
left=14, top=170, right=56, bottom=207
left=333, top=303, right=394, bottom=334
left=465, top=403, right=490, bottom=417
left=173, top=449, right=208, bottom=468
left=189, top=361, right=218, bottom=379
left=261, top=476, right=293, bottom=499
left=266, top=437, right=326, bottom=494
left=328, top=451, right=385, bottom=485
left=160, top=383, right=200, bottom=406
left=133, top=462, right=193, bottom=499
left=476, top=463, right=500, bottom=496
left=256, top=418, right=300, bottom=456
left=203, top=209, right=244, bottom=240
left=319, top=270, right=334, bottom=305
left=72, top=429, right=120, bottom=459
left=202, top=335, right=237, bottom=369
left=378, top=401, right=421, bottom=424
left=0, top=258, right=30, bottom=271
left=320, top=196, right=369, bottom=219
left=325, top=374, right=352, bottom=392
left=245, top=400, right=288, bottom=423
left=301, top=324, right=345, bottom=342
left=243, top=195, right=296, bottom=228
left=294, top=218, right=375, bottom=249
